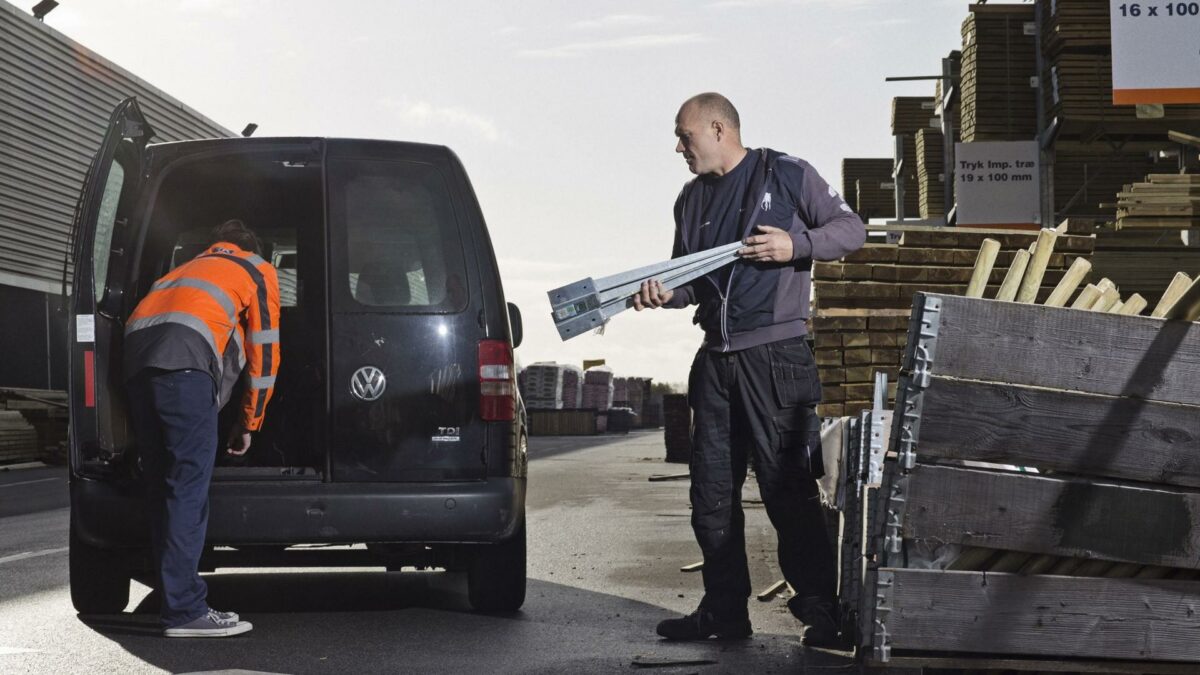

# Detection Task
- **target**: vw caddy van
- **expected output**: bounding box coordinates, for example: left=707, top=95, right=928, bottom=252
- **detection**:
left=67, top=98, right=527, bottom=614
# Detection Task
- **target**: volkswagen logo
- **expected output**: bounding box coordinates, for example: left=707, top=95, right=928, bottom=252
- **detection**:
left=350, top=366, right=387, bottom=402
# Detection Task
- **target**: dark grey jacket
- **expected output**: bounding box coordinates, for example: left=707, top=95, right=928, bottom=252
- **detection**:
left=666, top=148, right=866, bottom=351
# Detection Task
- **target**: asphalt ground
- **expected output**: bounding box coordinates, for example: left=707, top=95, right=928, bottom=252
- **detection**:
left=0, top=432, right=855, bottom=674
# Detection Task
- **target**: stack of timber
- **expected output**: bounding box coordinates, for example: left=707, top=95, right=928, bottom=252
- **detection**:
left=891, top=97, right=934, bottom=217
left=1052, top=145, right=1156, bottom=218
left=915, top=128, right=945, bottom=219
left=662, top=393, right=691, bottom=463
left=528, top=409, right=597, bottom=437
left=959, top=3, right=1037, bottom=142
left=811, top=226, right=1096, bottom=418
left=0, top=389, right=67, bottom=465
left=1061, top=217, right=1200, bottom=307
left=933, top=50, right=962, bottom=139
left=851, top=291, right=1200, bottom=667
left=841, top=158, right=894, bottom=220
left=1116, top=174, right=1200, bottom=229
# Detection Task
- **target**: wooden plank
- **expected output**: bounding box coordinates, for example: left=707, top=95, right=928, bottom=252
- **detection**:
left=905, top=376, right=1200, bottom=488
left=899, top=229, right=1094, bottom=253
left=1164, top=275, right=1200, bottom=322
left=965, top=238, right=1000, bottom=298
left=1151, top=272, right=1193, bottom=318
left=901, top=464, right=1200, bottom=568
left=995, top=249, right=1029, bottom=301
left=1044, top=256, right=1092, bottom=307
left=877, top=653, right=1200, bottom=674
left=908, top=293, right=1200, bottom=405
left=880, top=568, right=1200, bottom=662
left=1015, top=229, right=1057, bottom=303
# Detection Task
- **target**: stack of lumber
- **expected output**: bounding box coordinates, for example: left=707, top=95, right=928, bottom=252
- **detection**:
left=851, top=289, right=1200, bottom=664
left=959, top=3, right=1037, bottom=142
left=812, top=226, right=1096, bottom=418
left=528, top=409, right=597, bottom=436
left=1116, top=174, right=1200, bottom=229
left=662, top=393, right=691, bottom=463
left=915, top=128, right=945, bottom=219
left=1052, top=146, right=1156, bottom=218
left=891, top=97, right=934, bottom=217
left=0, top=410, right=38, bottom=465
left=841, top=158, right=894, bottom=220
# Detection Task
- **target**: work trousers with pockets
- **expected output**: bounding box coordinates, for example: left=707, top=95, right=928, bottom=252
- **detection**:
left=688, top=336, right=837, bottom=616
left=127, top=368, right=219, bottom=628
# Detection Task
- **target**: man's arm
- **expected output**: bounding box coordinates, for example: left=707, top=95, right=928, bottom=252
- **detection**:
left=229, top=264, right=281, bottom=453
left=788, top=158, right=866, bottom=262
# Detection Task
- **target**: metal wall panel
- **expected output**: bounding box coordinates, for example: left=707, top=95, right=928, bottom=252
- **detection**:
left=0, top=0, right=234, bottom=294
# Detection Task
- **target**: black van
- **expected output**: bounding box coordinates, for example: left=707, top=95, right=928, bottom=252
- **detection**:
left=67, top=98, right=527, bottom=614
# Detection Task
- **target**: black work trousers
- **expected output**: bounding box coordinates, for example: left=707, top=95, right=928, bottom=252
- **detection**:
left=687, top=336, right=836, bottom=616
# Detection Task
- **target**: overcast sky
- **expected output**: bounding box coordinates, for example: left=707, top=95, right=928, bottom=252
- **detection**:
left=47, top=0, right=969, bottom=386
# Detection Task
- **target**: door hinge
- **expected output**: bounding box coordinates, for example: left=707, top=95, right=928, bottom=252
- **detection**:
left=909, top=295, right=941, bottom=389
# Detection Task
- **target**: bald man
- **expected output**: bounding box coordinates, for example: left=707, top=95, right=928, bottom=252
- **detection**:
left=634, top=93, right=865, bottom=647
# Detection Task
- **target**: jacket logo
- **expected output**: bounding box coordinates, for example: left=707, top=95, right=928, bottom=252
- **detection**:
left=760, top=192, right=772, bottom=212
left=350, top=366, right=387, bottom=401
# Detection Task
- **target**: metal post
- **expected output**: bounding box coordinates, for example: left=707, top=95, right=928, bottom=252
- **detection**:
left=893, top=135, right=906, bottom=221
left=940, top=56, right=958, bottom=224
left=1034, top=0, right=1055, bottom=226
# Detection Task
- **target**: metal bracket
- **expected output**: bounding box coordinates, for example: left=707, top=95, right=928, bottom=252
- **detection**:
left=909, top=295, right=941, bottom=389
left=895, top=382, right=924, bottom=472
left=882, top=473, right=908, bottom=556
left=873, top=570, right=895, bottom=662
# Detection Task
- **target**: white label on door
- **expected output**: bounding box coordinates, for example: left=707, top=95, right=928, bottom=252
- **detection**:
left=76, top=315, right=95, bottom=342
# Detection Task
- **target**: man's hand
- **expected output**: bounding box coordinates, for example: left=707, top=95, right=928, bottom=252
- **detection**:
left=739, top=225, right=793, bottom=263
left=632, top=279, right=673, bottom=311
left=225, top=424, right=252, bottom=456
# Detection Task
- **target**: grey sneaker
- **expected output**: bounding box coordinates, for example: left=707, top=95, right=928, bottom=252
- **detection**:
left=163, top=609, right=253, bottom=638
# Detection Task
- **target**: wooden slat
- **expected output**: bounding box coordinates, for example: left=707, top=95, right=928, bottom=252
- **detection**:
left=900, top=464, right=1200, bottom=569
left=879, top=568, right=1200, bottom=662
left=907, top=293, right=1200, bottom=406
left=903, top=376, right=1200, bottom=488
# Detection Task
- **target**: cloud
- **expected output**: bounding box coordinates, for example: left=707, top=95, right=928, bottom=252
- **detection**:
left=571, top=14, right=661, bottom=30
left=519, top=33, right=709, bottom=59
left=384, top=100, right=506, bottom=144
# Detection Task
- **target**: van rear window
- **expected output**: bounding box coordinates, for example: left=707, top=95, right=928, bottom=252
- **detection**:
left=329, top=159, right=468, bottom=311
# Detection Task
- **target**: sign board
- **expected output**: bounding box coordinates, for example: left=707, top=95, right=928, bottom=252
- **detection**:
left=1110, top=0, right=1200, bottom=104
left=954, top=141, right=1040, bottom=227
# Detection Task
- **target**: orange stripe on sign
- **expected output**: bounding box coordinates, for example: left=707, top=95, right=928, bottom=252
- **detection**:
left=1113, top=88, right=1200, bottom=105
left=84, top=350, right=95, bottom=408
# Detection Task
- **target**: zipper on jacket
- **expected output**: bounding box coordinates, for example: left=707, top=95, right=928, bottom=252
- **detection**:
left=720, top=161, right=775, bottom=352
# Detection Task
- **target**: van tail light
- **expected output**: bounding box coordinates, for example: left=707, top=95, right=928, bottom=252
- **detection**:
left=478, top=339, right=515, bottom=421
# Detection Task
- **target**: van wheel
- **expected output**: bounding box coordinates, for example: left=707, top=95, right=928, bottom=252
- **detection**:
left=70, top=521, right=131, bottom=614
left=467, top=520, right=526, bottom=612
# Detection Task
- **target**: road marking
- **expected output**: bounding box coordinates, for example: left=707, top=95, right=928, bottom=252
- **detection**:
left=0, top=477, right=60, bottom=489
left=0, top=547, right=68, bottom=565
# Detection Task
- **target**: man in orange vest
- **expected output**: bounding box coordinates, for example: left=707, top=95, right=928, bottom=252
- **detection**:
left=124, top=219, right=280, bottom=637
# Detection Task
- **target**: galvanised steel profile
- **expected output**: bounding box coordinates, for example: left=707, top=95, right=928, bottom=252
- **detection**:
left=547, top=241, right=743, bottom=341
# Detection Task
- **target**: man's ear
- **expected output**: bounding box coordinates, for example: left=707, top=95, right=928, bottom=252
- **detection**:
left=712, top=119, right=723, bottom=141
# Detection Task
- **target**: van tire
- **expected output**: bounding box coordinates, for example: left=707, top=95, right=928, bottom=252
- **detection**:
left=467, top=519, right=526, bottom=612
left=70, top=520, right=131, bottom=614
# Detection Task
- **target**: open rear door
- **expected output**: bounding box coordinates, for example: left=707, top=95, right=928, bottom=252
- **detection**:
left=69, top=97, right=152, bottom=468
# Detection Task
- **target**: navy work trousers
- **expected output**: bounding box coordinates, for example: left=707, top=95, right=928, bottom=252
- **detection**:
left=687, top=336, right=837, bottom=615
left=127, top=368, right=219, bottom=628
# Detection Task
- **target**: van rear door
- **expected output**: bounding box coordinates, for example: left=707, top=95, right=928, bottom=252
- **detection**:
left=325, top=142, right=487, bottom=482
left=68, top=98, right=151, bottom=467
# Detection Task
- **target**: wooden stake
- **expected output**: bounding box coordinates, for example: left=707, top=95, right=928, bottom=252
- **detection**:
left=1164, top=276, right=1200, bottom=321
left=1016, top=229, right=1057, bottom=304
left=1116, top=293, right=1148, bottom=316
left=1070, top=284, right=1101, bottom=309
left=965, top=238, right=1001, bottom=298
left=995, top=249, right=1030, bottom=302
left=1091, top=287, right=1121, bottom=312
left=1151, top=272, right=1193, bottom=318
left=1044, top=257, right=1091, bottom=307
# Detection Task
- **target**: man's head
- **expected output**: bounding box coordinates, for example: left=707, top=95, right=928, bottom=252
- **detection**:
left=675, top=93, right=744, bottom=176
left=208, top=219, right=262, bottom=256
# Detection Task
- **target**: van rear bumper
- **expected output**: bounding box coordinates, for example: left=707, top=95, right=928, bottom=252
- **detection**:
left=72, top=476, right=525, bottom=548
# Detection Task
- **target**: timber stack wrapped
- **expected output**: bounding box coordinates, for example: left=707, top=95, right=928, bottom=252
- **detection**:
left=662, top=393, right=691, bottom=463
left=891, top=97, right=935, bottom=217
left=915, top=128, right=945, bottom=219
left=846, top=285, right=1200, bottom=667
left=841, top=158, right=894, bottom=221
left=812, top=226, right=1096, bottom=418
left=959, top=3, right=1037, bottom=142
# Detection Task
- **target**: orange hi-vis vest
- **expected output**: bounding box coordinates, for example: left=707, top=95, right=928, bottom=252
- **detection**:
left=124, top=241, right=281, bottom=431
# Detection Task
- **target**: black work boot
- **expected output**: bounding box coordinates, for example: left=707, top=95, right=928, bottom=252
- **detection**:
left=788, top=596, right=846, bottom=649
left=656, top=608, right=753, bottom=641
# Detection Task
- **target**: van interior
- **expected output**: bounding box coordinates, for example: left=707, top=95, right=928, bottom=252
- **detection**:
left=130, top=151, right=327, bottom=479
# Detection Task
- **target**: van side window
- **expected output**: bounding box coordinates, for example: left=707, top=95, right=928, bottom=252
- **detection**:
left=331, top=160, right=468, bottom=310
left=92, top=162, right=125, bottom=304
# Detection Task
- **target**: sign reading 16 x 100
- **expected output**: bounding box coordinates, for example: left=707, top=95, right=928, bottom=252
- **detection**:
left=1118, top=2, right=1200, bottom=16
